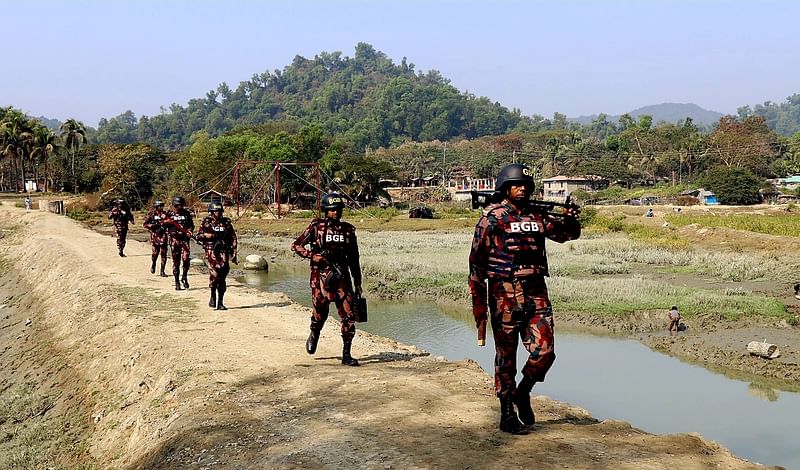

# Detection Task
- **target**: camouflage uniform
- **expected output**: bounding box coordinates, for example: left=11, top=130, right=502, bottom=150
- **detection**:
left=166, top=208, right=195, bottom=288
left=108, top=205, right=134, bottom=255
left=469, top=202, right=580, bottom=399
left=291, top=218, right=362, bottom=343
left=143, top=209, right=169, bottom=275
left=197, top=214, right=237, bottom=304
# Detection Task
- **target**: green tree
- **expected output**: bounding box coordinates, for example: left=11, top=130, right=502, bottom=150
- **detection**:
left=29, top=125, right=61, bottom=192
left=97, top=144, right=163, bottom=208
left=60, top=118, right=87, bottom=192
left=700, top=166, right=762, bottom=205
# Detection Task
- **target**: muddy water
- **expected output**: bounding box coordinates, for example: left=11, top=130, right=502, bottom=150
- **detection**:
left=239, top=266, right=800, bottom=469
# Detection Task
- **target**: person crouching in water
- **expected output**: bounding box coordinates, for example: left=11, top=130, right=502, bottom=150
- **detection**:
left=197, top=202, right=237, bottom=310
left=469, top=163, right=581, bottom=434
left=291, top=192, right=363, bottom=367
left=143, top=199, right=169, bottom=277
left=166, top=196, right=195, bottom=290
left=108, top=199, right=134, bottom=257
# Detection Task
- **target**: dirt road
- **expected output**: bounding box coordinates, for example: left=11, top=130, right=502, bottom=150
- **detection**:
left=0, top=204, right=769, bottom=469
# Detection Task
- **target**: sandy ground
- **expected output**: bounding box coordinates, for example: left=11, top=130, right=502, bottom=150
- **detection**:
left=0, top=204, right=773, bottom=469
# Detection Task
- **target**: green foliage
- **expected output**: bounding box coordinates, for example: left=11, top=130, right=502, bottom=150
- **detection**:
left=741, top=93, right=800, bottom=136
left=699, top=166, right=763, bottom=205
left=95, top=43, right=526, bottom=150
left=667, top=213, right=800, bottom=237
left=97, top=144, right=164, bottom=208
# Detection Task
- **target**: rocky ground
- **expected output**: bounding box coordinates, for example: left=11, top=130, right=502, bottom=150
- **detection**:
left=0, top=203, right=776, bottom=469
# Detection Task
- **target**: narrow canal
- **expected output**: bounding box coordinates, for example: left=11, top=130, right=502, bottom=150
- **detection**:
left=239, top=266, right=800, bottom=469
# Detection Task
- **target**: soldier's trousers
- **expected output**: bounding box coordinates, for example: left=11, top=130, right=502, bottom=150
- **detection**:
left=115, top=226, right=128, bottom=251
left=309, top=268, right=355, bottom=341
left=205, top=249, right=230, bottom=293
left=150, top=233, right=168, bottom=270
left=488, top=277, right=555, bottom=399
left=171, top=239, right=191, bottom=277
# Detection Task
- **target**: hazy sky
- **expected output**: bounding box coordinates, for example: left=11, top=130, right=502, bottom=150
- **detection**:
left=2, top=0, right=798, bottom=127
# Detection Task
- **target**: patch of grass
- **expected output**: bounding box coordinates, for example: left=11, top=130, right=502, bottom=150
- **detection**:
left=667, top=213, right=800, bottom=237
left=66, top=208, right=92, bottom=221
left=548, top=276, right=792, bottom=321
left=0, top=383, right=95, bottom=470
left=112, top=286, right=196, bottom=320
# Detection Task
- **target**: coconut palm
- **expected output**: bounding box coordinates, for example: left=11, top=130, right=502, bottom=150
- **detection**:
left=0, top=110, right=35, bottom=191
left=30, top=126, right=61, bottom=192
left=60, top=118, right=87, bottom=192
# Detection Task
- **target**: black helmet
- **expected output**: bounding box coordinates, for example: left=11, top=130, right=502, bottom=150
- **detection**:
left=172, top=196, right=186, bottom=206
left=153, top=199, right=165, bottom=208
left=495, top=163, right=535, bottom=193
left=321, top=192, right=346, bottom=211
left=208, top=202, right=223, bottom=213
left=115, top=198, right=124, bottom=205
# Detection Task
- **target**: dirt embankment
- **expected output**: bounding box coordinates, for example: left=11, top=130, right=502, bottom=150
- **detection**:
left=0, top=205, right=770, bottom=469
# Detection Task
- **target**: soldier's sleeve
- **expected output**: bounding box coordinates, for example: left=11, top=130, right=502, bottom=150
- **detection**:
left=186, top=212, right=195, bottom=232
left=108, top=209, right=115, bottom=220
left=229, top=221, right=238, bottom=251
left=349, top=229, right=362, bottom=287
left=543, top=213, right=581, bottom=243
left=143, top=213, right=152, bottom=230
left=468, top=215, right=491, bottom=324
left=290, top=223, right=315, bottom=259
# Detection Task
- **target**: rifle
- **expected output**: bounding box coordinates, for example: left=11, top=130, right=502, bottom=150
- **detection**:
left=470, top=190, right=579, bottom=217
left=163, top=217, right=195, bottom=240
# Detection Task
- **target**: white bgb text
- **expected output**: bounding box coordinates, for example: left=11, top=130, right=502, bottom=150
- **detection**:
left=509, top=221, right=541, bottom=233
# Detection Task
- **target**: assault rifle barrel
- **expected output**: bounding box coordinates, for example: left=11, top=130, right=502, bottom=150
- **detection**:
left=470, top=190, right=577, bottom=214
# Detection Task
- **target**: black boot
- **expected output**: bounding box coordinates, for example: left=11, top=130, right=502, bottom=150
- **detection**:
left=159, top=266, right=167, bottom=277
left=216, top=290, right=227, bottom=310
left=209, top=288, right=217, bottom=308
left=119, top=249, right=125, bottom=257
left=499, top=397, right=527, bottom=435
left=174, top=274, right=182, bottom=291
left=181, top=271, right=189, bottom=289
left=306, top=330, right=320, bottom=355
left=341, top=340, right=359, bottom=366
left=150, top=258, right=157, bottom=274
left=514, top=377, right=536, bottom=427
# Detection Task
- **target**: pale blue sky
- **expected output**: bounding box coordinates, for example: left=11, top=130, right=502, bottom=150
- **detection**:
left=2, top=0, right=798, bottom=126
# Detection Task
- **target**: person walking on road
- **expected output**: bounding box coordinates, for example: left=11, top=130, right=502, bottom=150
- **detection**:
left=108, top=199, right=134, bottom=257
left=468, top=163, right=581, bottom=434
left=143, top=200, right=169, bottom=277
left=166, top=196, right=195, bottom=290
left=291, top=192, right=363, bottom=367
left=197, top=202, right=237, bottom=310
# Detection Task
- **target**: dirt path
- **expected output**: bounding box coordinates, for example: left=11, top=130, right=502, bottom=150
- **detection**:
left=0, top=204, right=771, bottom=469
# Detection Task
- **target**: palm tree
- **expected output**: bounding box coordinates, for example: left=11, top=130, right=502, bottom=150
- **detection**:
left=30, top=126, right=60, bottom=192
left=59, top=118, right=86, bottom=193
left=0, top=110, right=34, bottom=192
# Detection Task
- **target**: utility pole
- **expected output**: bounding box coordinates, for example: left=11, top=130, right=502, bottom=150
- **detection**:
left=442, top=142, right=447, bottom=184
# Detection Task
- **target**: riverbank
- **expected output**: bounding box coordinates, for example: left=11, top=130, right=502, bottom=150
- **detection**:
left=0, top=204, right=769, bottom=468
left=234, top=218, right=800, bottom=386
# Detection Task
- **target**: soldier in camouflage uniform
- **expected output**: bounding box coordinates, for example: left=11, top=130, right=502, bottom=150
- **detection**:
left=108, top=199, right=135, bottom=257
left=166, top=196, right=195, bottom=291
left=469, top=163, right=581, bottom=434
left=197, top=202, right=238, bottom=310
left=291, top=192, right=362, bottom=367
left=143, top=200, right=169, bottom=277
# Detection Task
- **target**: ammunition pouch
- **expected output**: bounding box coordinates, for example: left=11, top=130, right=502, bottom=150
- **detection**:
left=353, top=295, right=368, bottom=323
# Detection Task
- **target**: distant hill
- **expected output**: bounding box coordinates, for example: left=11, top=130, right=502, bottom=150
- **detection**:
left=571, top=103, right=724, bottom=127
left=34, top=115, right=62, bottom=131
left=95, top=43, right=530, bottom=150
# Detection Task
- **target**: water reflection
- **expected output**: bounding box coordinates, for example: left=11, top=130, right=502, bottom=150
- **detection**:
left=238, top=267, right=800, bottom=469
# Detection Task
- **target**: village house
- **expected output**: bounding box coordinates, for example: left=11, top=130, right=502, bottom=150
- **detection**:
left=541, top=175, right=609, bottom=201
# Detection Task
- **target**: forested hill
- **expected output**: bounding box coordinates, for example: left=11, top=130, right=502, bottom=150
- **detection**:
left=94, top=43, right=532, bottom=150
left=571, top=103, right=724, bottom=127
